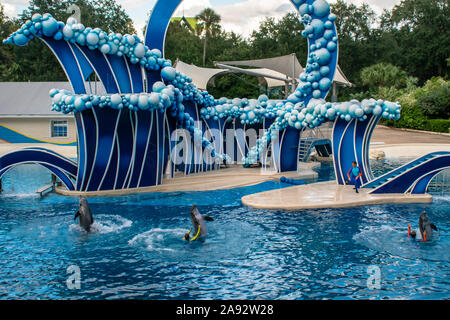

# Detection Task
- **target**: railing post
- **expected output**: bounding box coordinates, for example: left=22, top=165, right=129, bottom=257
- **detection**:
left=51, top=174, right=57, bottom=188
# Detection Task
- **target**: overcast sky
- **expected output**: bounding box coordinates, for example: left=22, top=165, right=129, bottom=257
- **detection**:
left=2, top=0, right=402, bottom=38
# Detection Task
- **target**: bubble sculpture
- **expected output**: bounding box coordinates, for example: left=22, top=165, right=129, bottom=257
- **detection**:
left=6, top=0, right=444, bottom=196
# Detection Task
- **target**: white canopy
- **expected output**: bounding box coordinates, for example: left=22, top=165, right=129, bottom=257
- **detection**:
left=174, top=54, right=353, bottom=91
left=174, top=60, right=291, bottom=90
left=218, top=54, right=303, bottom=82
left=174, top=60, right=229, bottom=90
left=334, top=65, right=352, bottom=87
left=219, top=54, right=352, bottom=88
left=246, top=68, right=290, bottom=88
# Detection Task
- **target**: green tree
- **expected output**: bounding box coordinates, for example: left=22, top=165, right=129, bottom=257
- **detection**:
left=389, top=0, right=449, bottom=81
left=20, top=0, right=136, bottom=34
left=0, top=4, right=22, bottom=81
left=165, top=20, right=202, bottom=66
left=195, top=8, right=221, bottom=66
left=330, top=0, right=378, bottom=82
left=360, top=63, right=408, bottom=89
left=415, top=77, right=450, bottom=118
left=250, top=13, right=307, bottom=61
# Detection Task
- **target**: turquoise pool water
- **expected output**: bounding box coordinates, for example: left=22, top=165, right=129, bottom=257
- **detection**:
left=0, top=160, right=448, bottom=299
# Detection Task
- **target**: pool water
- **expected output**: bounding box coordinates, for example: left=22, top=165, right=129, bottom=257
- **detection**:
left=0, top=160, right=448, bottom=300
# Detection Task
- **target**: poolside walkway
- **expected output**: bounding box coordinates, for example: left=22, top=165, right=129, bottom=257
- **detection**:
left=55, top=163, right=319, bottom=196
left=241, top=181, right=432, bottom=210
left=372, top=126, right=450, bottom=144
left=370, top=126, right=450, bottom=159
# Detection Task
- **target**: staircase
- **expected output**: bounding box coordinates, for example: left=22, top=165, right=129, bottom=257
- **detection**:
left=298, top=125, right=333, bottom=162
left=298, top=138, right=332, bottom=162
left=298, top=138, right=315, bottom=162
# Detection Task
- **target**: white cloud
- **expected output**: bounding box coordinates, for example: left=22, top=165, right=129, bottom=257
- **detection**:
left=173, top=0, right=212, bottom=17
left=172, top=0, right=402, bottom=38
left=2, top=0, right=29, bottom=18
left=329, top=0, right=400, bottom=14
left=2, top=0, right=28, bottom=5
left=3, top=3, right=18, bottom=17
left=118, top=0, right=152, bottom=10
left=171, top=0, right=297, bottom=38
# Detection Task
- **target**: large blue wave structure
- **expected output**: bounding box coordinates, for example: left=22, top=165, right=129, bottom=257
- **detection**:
left=2, top=0, right=446, bottom=195
left=0, top=147, right=77, bottom=190
left=363, top=152, right=450, bottom=194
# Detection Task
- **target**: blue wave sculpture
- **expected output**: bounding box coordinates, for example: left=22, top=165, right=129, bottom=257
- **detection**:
left=2, top=0, right=445, bottom=195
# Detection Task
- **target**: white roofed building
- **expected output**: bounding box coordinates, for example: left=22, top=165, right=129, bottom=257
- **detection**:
left=0, top=82, right=78, bottom=145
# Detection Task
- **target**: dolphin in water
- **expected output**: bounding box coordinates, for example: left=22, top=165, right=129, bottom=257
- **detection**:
left=183, top=204, right=214, bottom=241
left=74, top=197, right=94, bottom=232
left=419, top=211, right=437, bottom=241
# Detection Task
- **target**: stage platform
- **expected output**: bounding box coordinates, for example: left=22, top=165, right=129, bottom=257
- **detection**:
left=241, top=181, right=432, bottom=210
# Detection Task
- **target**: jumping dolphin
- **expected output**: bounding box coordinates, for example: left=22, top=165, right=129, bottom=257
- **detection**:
left=183, top=204, right=214, bottom=241
left=419, top=211, right=437, bottom=241
left=74, top=197, right=94, bottom=232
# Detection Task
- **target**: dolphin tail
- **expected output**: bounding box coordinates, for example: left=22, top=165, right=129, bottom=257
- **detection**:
left=74, top=210, right=80, bottom=220
left=203, top=215, right=214, bottom=222
left=431, top=223, right=438, bottom=231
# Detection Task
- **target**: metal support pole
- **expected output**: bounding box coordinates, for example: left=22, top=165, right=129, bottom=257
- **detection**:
left=331, top=82, right=338, bottom=102
left=285, top=80, right=290, bottom=99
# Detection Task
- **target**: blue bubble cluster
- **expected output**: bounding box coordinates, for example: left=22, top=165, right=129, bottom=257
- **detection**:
left=4, top=13, right=218, bottom=109
left=49, top=84, right=228, bottom=162
left=49, top=83, right=183, bottom=114
left=4, top=13, right=171, bottom=71
left=241, top=98, right=401, bottom=167
left=200, top=95, right=283, bottom=124
left=161, top=68, right=217, bottom=107
left=287, top=0, right=337, bottom=103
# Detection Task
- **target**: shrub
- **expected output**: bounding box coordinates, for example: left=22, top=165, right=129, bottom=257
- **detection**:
left=415, top=78, right=450, bottom=119
left=386, top=104, right=426, bottom=130
left=423, top=119, right=450, bottom=133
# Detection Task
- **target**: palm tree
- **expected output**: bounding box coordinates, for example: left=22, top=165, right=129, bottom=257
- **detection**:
left=195, top=8, right=221, bottom=66
left=360, top=63, right=407, bottom=89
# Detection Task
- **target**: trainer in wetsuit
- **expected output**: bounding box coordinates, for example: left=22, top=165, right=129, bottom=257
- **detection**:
left=347, top=161, right=363, bottom=193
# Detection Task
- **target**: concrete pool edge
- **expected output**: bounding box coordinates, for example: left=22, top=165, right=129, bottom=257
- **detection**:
left=241, top=181, right=433, bottom=210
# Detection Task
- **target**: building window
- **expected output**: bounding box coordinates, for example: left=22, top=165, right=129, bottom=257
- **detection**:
left=51, top=120, right=68, bottom=137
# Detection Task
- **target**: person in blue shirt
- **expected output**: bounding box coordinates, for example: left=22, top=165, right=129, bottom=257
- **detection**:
left=347, top=161, right=362, bottom=193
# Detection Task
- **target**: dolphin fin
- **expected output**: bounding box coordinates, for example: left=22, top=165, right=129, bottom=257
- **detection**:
left=74, top=210, right=80, bottom=220
left=431, top=223, right=437, bottom=231
left=203, top=215, right=214, bottom=222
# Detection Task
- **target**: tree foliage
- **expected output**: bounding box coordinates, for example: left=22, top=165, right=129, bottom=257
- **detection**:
left=195, top=8, right=221, bottom=66
left=360, top=63, right=408, bottom=89
left=415, top=77, right=450, bottom=119
left=0, top=4, right=20, bottom=81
